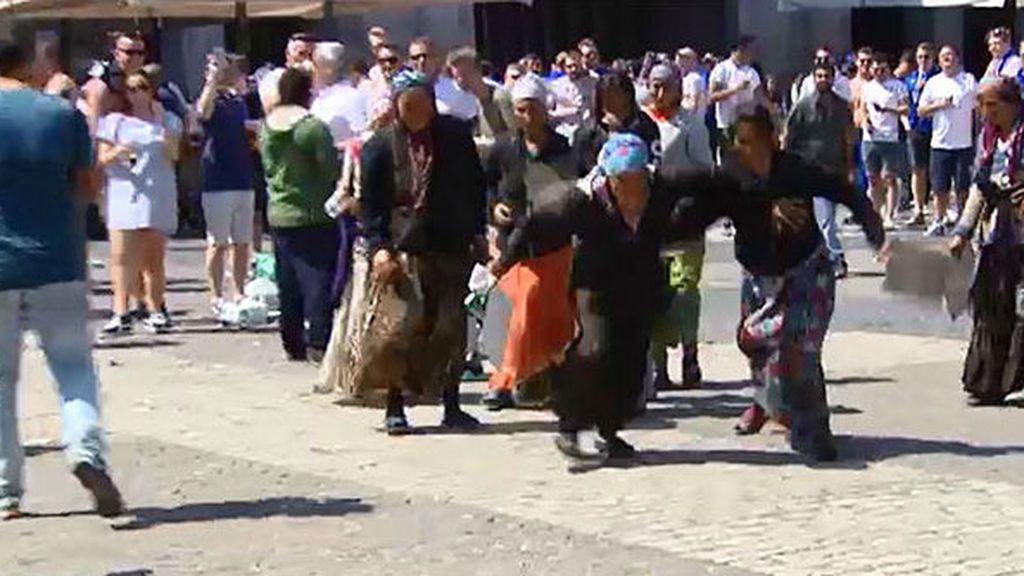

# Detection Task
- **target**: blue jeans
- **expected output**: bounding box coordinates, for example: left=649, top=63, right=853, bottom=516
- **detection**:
left=0, top=282, right=106, bottom=509
left=814, top=197, right=844, bottom=262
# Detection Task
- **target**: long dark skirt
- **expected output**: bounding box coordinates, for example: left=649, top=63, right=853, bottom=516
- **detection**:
left=551, top=289, right=651, bottom=436
left=963, top=242, right=1024, bottom=402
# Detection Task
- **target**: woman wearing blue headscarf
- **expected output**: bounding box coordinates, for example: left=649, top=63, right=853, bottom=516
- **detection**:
left=510, top=132, right=683, bottom=461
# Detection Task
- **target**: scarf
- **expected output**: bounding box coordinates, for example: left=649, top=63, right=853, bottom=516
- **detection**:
left=979, top=115, right=1024, bottom=185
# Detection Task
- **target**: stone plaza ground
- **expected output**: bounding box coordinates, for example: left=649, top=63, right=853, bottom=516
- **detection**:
left=4, top=232, right=1024, bottom=576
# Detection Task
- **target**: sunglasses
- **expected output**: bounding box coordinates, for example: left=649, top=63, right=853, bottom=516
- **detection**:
left=126, top=85, right=150, bottom=94
left=917, top=54, right=932, bottom=60
left=119, top=48, right=145, bottom=57
left=409, top=53, right=429, bottom=62
left=378, top=56, right=399, bottom=65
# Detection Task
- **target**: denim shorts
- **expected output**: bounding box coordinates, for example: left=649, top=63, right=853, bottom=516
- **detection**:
left=930, top=148, right=973, bottom=194
left=863, top=140, right=907, bottom=177
left=908, top=130, right=931, bottom=171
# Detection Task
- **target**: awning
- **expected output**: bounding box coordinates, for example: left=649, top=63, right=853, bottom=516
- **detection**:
left=0, top=0, right=532, bottom=20
left=779, top=0, right=1022, bottom=8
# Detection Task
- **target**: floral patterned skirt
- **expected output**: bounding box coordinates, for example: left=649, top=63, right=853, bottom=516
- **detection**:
left=738, top=247, right=836, bottom=428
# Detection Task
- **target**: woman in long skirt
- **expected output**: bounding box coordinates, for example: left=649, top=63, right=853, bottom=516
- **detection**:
left=950, top=78, right=1024, bottom=405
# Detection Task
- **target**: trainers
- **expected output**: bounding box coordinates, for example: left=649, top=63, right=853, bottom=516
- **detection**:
left=210, top=299, right=225, bottom=319
left=102, top=314, right=132, bottom=335
left=482, top=389, right=515, bottom=411
left=160, top=305, right=174, bottom=328
left=833, top=258, right=849, bottom=280
left=440, top=409, right=480, bottom=431
left=924, top=221, right=947, bottom=238
left=72, top=462, right=124, bottom=518
left=682, top=363, right=703, bottom=389
left=142, top=312, right=170, bottom=334
left=906, top=212, right=926, bottom=228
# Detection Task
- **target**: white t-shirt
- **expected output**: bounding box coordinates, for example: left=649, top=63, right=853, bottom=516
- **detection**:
left=984, top=53, right=1022, bottom=81
left=96, top=112, right=182, bottom=234
left=434, top=76, right=480, bottom=121
left=682, top=71, right=708, bottom=117
left=861, top=78, right=908, bottom=143
left=311, top=81, right=369, bottom=146
left=920, top=71, right=977, bottom=150
left=708, top=58, right=761, bottom=129
left=798, top=71, right=853, bottom=103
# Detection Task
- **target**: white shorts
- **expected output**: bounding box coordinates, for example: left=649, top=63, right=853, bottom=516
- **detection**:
left=202, top=191, right=255, bottom=246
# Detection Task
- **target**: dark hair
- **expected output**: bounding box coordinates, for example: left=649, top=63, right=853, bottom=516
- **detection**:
left=812, top=61, right=834, bottom=76
left=409, top=36, right=434, bottom=51
left=731, top=35, right=757, bottom=53
left=288, top=32, right=317, bottom=43
left=917, top=42, right=936, bottom=54
left=595, top=70, right=638, bottom=120
left=0, top=43, right=29, bottom=78
left=987, top=26, right=1012, bottom=44
left=872, top=52, right=893, bottom=67
left=278, top=67, right=313, bottom=108
left=899, top=49, right=914, bottom=65
left=735, top=105, right=775, bottom=140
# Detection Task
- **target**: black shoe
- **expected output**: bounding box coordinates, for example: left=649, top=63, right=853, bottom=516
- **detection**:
left=384, top=414, right=412, bottom=436
left=653, top=371, right=677, bottom=391
left=554, top=431, right=601, bottom=461
left=72, top=462, right=124, bottom=518
left=482, top=389, right=515, bottom=411
left=598, top=434, right=637, bottom=460
left=307, top=348, right=326, bottom=366
left=682, top=363, right=703, bottom=389
left=285, top=351, right=307, bottom=362
left=160, top=305, right=174, bottom=328
left=441, top=409, right=480, bottom=431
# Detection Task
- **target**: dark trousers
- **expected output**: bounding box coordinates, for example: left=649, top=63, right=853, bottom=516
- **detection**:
left=552, top=289, right=650, bottom=436
left=272, top=225, right=339, bottom=357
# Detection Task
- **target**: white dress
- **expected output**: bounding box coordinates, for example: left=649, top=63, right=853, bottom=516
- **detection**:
left=97, top=112, right=181, bottom=234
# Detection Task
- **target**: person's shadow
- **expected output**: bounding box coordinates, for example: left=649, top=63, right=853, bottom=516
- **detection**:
left=108, top=496, right=373, bottom=531
left=590, top=435, right=1024, bottom=473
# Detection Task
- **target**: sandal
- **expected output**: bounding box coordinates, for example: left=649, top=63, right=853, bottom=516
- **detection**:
left=1, top=502, right=22, bottom=521
left=734, top=404, right=769, bottom=436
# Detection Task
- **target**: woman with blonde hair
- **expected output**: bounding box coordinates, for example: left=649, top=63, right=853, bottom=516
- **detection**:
left=96, top=72, right=181, bottom=334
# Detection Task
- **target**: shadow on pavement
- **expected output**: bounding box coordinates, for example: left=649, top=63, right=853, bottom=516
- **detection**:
left=840, top=435, right=1024, bottom=462
left=94, top=339, right=181, bottom=350
left=826, top=376, right=895, bottom=386
left=113, top=496, right=373, bottom=531
left=588, top=435, right=1024, bottom=473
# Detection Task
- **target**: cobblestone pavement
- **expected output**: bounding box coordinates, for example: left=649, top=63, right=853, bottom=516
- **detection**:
left=5, top=237, right=1024, bottom=576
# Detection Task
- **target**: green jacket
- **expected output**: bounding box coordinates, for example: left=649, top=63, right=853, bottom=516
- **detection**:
left=261, top=106, right=340, bottom=228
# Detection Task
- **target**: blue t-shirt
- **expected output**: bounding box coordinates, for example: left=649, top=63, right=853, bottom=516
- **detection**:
left=906, top=67, right=939, bottom=134
left=201, top=92, right=254, bottom=193
left=0, top=89, right=91, bottom=291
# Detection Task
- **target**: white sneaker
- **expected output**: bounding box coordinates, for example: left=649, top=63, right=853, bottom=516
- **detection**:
left=924, top=221, right=947, bottom=238
left=210, top=299, right=225, bottom=319
left=143, top=312, right=170, bottom=334
left=102, top=314, right=132, bottom=335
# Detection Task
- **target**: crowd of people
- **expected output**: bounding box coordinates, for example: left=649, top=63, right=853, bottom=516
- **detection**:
left=4, top=21, right=1024, bottom=520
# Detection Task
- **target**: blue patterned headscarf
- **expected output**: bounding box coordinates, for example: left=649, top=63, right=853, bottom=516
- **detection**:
left=598, top=132, right=650, bottom=176
left=391, top=68, right=431, bottom=97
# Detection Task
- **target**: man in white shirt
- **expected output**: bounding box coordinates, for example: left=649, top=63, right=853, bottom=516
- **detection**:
left=797, top=47, right=853, bottom=103
left=919, top=45, right=978, bottom=237
left=860, top=52, right=909, bottom=226
left=257, top=32, right=315, bottom=114
left=549, top=50, right=598, bottom=142
left=675, top=47, right=708, bottom=117
left=408, top=36, right=442, bottom=83
left=311, top=41, right=368, bottom=147
left=434, top=47, right=507, bottom=136
left=709, top=35, right=761, bottom=151
left=984, top=26, right=1022, bottom=82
